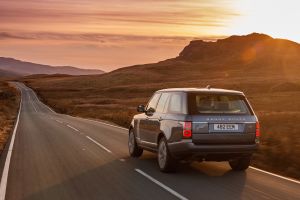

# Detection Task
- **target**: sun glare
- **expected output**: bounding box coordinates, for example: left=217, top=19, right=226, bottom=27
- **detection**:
left=227, top=0, right=300, bottom=42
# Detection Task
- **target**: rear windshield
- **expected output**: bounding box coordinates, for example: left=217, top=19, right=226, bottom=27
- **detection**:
left=188, top=93, right=251, bottom=115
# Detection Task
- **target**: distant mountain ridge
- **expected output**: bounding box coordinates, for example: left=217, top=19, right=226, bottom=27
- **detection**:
left=177, top=33, right=300, bottom=63
left=0, top=57, right=104, bottom=76
left=0, top=68, right=21, bottom=78
left=105, top=33, right=300, bottom=85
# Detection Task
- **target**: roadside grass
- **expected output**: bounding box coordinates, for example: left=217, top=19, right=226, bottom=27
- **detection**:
left=24, top=73, right=300, bottom=180
left=0, top=81, right=20, bottom=152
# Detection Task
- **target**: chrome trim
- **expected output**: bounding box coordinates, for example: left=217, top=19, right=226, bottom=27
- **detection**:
left=193, top=122, right=255, bottom=124
left=140, top=140, right=157, bottom=146
left=168, top=139, right=192, bottom=144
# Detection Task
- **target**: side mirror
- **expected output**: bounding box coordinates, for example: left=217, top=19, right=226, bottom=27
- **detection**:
left=146, top=107, right=155, bottom=115
left=137, top=105, right=146, bottom=113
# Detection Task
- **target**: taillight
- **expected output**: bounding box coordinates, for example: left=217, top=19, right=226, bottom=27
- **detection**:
left=182, top=122, right=192, bottom=139
left=255, top=122, right=260, bottom=143
left=255, top=122, right=260, bottom=137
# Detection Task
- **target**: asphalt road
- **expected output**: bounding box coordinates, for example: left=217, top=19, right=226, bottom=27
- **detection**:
left=0, top=82, right=299, bottom=200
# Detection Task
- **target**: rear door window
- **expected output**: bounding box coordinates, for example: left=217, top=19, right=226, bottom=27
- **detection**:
left=167, top=93, right=186, bottom=114
left=188, top=93, right=251, bottom=115
left=156, top=93, right=170, bottom=113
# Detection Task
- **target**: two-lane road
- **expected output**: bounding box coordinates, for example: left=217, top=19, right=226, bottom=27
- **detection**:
left=0, top=82, right=299, bottom=200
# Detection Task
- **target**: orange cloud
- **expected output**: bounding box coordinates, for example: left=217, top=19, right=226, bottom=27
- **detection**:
left=0, top=0, right=237, bottom=70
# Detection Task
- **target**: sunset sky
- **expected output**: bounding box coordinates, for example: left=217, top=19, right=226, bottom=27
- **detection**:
left=0, top=0, right=299, bottom=71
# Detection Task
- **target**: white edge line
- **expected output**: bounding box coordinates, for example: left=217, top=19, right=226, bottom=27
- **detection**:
left=28, top=92, right=37, bottom=112
left=249, top=167, right=300, bottom=184
left=0, top=87, right=22, bottom=200
left=55, top=119, right=63, bottom=124
left=29, top=85, right=55, bottom=114
left=28, top=91, right=38, bottom=112
left=73, top=116, right=128, bottom=131
left=86, top=136, right=112, bottom=153
left=66, top=124, right=79, bottom=132
left=34, top=93, right=55, bottom=113
left=30, top=100, right=37, bottom=112
left=87, top=119, right=128, bottom=131
left=135, top=169, right=188, bottom=200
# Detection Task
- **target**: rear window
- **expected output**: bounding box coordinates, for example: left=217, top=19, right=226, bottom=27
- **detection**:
left=188, top=93, right=251, bottom=115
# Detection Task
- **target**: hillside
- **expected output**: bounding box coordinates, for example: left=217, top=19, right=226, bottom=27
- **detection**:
left=0, top=81, right=20, bottom=152
left=0, top=69, right=21, bottom=78
left=0, top=57, right=104, bottom=76
left=23, top=33, right=300, bottom=179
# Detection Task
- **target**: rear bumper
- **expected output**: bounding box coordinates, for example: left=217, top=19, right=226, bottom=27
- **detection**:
left=168, top=140, right=258, bottom=160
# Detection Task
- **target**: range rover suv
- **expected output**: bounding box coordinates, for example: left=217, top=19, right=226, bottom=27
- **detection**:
left=128, top=87, right=259, bottom=172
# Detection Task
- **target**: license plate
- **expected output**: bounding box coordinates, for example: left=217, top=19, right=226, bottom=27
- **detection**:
left=213, top=124, right=238, bottom=131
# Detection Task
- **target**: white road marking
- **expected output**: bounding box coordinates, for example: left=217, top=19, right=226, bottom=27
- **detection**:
left=55, top=119, right=63, bottom=124
left=250, top=167, right=300, bottom=184
left=30, top=98, right=37, bottom=112
left=31, top=88, right=55, bottom=113
left=77, top=117, right=128, bottom=131
left=32, top=104, right=37, bottom=112
left=86, top=136, right=112, bottom=153
left=66, top=124, right=79, bottom=132
left=0, top=90, right=22, bottom=200
left=28, top=92, right=37, bottom=112
left=135, top=169, right=188, bottom=200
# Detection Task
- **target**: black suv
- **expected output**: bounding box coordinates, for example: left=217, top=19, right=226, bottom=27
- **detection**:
left=128, top=87, right=259, bottom=172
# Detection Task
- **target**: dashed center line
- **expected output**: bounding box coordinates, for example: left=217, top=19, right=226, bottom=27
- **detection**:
left=135, top=169, right=188, bottom=200
left=86, top=136, right=112, bottom=153
left=66, top=124, right=79, bottom=132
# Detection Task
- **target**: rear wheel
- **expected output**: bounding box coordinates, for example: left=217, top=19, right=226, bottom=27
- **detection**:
left=229, top=156, right=251, bottom=171
left=158, top=137, right=176, bottom=172
left=128, top=129, right=143, bottom=157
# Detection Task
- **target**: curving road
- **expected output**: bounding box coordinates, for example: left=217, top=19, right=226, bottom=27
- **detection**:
left=0, top=82, right=299, bottom=200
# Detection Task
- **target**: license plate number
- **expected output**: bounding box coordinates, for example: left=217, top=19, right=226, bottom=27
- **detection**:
left=213, top=124, right=238, bottom=131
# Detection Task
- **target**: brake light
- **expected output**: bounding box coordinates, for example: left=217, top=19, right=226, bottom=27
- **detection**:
left=255, top=122, right=260, bottom=144
left=182, top=122, right=192, bottom=138
left=255, top=122, right=260, bottom=137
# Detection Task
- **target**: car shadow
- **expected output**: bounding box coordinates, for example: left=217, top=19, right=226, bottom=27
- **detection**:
left=23, top=159, right=176, bottom=200
left=126, top=152, right=248, bottom=200
left=23, top=153, right=248, bottom=200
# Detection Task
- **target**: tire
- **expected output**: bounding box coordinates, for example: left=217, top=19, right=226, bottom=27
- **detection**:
left=128, top=129, right=143, bottom=157
left=229, top=156, right=251, bottom=171
left=157, top=137, right=177, bottom=172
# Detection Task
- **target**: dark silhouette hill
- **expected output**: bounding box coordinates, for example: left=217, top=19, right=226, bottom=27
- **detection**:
left=74, top=33, right=298, bottom=89
left=0, top=57, right=104, bottom=76
left=0, top=69, right=21, bottom=77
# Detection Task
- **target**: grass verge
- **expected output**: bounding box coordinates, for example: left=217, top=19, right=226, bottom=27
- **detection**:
left=0, top=81, right=20, bottom=153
